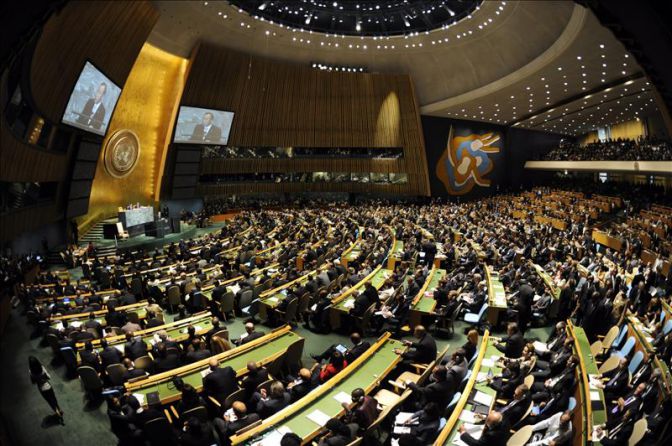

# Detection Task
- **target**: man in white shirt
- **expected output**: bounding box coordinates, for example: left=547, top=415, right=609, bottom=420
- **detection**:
left=528, top=411, right=572, bottom=446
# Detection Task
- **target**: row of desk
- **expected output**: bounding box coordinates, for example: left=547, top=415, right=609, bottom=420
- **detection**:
left=231, top=332, right=404, bottom=445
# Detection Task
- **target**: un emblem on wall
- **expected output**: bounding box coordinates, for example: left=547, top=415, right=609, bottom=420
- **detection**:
left=104, top=130, right=140, bottom=178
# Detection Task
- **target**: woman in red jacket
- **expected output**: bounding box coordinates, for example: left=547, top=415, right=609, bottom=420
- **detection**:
left=319, top=350, right=347, bottom=382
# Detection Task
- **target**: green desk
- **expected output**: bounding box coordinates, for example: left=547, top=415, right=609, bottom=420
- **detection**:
left=532, top=263, right=561, bottom=299
left=49, top=302, right=148, bottom=329
left=485, top=267, right=507, bottom=326
left=626, top=316, right=672, bottom=396
left=76, top=314, right=214, bottom=362
left=435, top=332, right=502, bottom=445
left=387, top=240, right=404, bottom=270
left=126, top=327, right=300, bottom=405
left=233, top=334, right=403, bottom=445
left=409, top=268, right=446, bottom=327
left=570, top=323, right=607, bottom=446
left=330, top=268, right=390, bottom=329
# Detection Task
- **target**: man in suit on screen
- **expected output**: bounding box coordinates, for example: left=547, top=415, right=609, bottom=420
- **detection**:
left=76, top=82, right=107, bottom=130
left=190, top=112, right=222, bottom=143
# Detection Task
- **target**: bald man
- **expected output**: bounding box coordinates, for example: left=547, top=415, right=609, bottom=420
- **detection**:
left=235, top=322, right=265, bottom=346
left=395, top=325, right=437, bottom=365
left=287, top=368, right=317, bottom=402
left=458, top=411, right=509, bottom=446
left=213, top=401, right=260, bottom=440
left=203, top=357, right=237, bottom=403
left=241, top=361, right=269, bottom=404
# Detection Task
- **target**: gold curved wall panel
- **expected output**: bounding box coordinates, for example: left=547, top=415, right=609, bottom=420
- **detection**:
left=81, top=43, right=188, bottom=228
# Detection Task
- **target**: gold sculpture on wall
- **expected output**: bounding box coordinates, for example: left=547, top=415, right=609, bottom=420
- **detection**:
left=103, top=129, right=141, bottom=178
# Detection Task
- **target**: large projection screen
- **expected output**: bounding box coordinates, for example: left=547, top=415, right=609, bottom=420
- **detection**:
left=61, top=61, right=122, bottom=136
left=174, top=106, right=234, bottom=145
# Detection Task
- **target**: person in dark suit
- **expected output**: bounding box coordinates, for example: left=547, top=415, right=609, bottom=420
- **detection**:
left=153, top=342, right=181, bottom=373
left=255, top=381, right=291, bottom=418
left=121, top=358, right=146, bottom=382
left=79, top=341, right=101, bottom=372
left=124, top=333, right=147, bottom=360
left=203, top=358, right=237, bottom=404
left=458, top=411, right=509, bottom=446
left=597, top=357, right=630, bottom=403
left=144, top=311, right=163, bottom=329
left=185, top=338, right=212, bottom=363
left=498, top=384, right=531, bottom=427
left=287, top=368, right=316, bottom=402
left=311, top=332, right=370, bottom=364
left=213, top=401, right=260, bottom=442
left=241, top=362, right=269, bottom=405
left=408, top=365, right=455, bottom=411
left=349, top=290, right=373, bottom=318
left=190, top=112, right=222, bottom=143
left=398, top=403, right=442, bottom=445
left=341, top=388, right=380, bottom=433
left=397, top=325, right=437, bottom=365
left=495, top=323, right=525, bottom=359
left=100, top=339, right=123, bottom=367
left=461, top=329, right=479, bottom=362
left=84, top=312, right=102, bottom=337
left=318, top=418, right=353, bottom=446
left=75, top=82, right=107, bottom=130
left=489, top=361, right=523, bottom=400
left=179, top=417, right=216, bottom=446
left=598, top=408, right=636, bottom=446
left=235, top=322, right=265, bottom=346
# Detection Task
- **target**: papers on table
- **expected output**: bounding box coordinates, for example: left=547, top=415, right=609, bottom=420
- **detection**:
left=589, top=374, right=602, bottom=389
left=267, top=297, right=279, bottom=303
left=70, top=321, right=82, bottom=328
left=200, top=368, right=212, bottom=378
left=333, top=391, right=352, bottom=405
left=473, top=391, right=493, bottom=407
left=54, top=322, right=64, bottom=331
left=229, top=284, right=241, bottom=295
left=452, top=423, right=483, bottom=446
left=533, top=340, right=548, bottom=353
left=590, top=390, right=602, bottom=401
left=476, top=372, right=489, bottom=383
left=133, top=393, right=146, bottom=406
left=250, top=426, right=292, bottom=446
left=343, top=299, right=355, bottom=309
left=193, top=325, right=202, bottom=332
left=459, top=410, right=479, bottom=424
left=306, top=409, right=331, bottom=427
left=481, top=358, right=495, bottom=368
left=592, top=426, right=606, bottom=442
left=395, top=412, right=415, bottom=425
left=113, top=344, right=125, bottom=352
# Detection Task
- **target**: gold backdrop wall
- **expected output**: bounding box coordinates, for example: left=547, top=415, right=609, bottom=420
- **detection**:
left=81, top=43, right=188, bottom=230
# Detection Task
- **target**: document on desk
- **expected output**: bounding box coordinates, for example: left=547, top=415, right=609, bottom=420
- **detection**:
left=251, top=426, right=292, bottom=446
left=267, top=297, right=279, bottom=303
left=333, top=391, right=352, bottom=405
left=533, top=340, right=548, bottom=353
left=481, top=358, right=495, bottom=368
left=452, top=423, right=483, bottom=446
left=589, top=374, right=601, bottom=389
left=590, top=390, right=602, bottom=401
left=459, top=410, right=478, bottom=424
left=307, top=409, right=331, bottom=427
left=229, top=284, right=241, bottom=294
left=133, top=393, right=146, bottom=406
left=473, top=391, right=494, bottom=407
left=343, top=300, right=355, bottom=309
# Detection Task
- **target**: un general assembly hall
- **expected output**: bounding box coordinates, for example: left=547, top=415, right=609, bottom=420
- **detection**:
left=1, top=1, right=672, bottom=445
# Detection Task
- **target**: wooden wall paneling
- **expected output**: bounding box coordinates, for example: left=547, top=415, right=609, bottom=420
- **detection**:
left=30, top=1, right=159, bottom=124
left=0, top=203, right=61, bottom=243
left=178, top=43, right=429, bottom=195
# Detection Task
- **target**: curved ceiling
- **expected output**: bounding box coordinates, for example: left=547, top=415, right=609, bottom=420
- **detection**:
left=148, top=0, right=657, bottom=136
left=228, top=0, right=480, bottom=37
